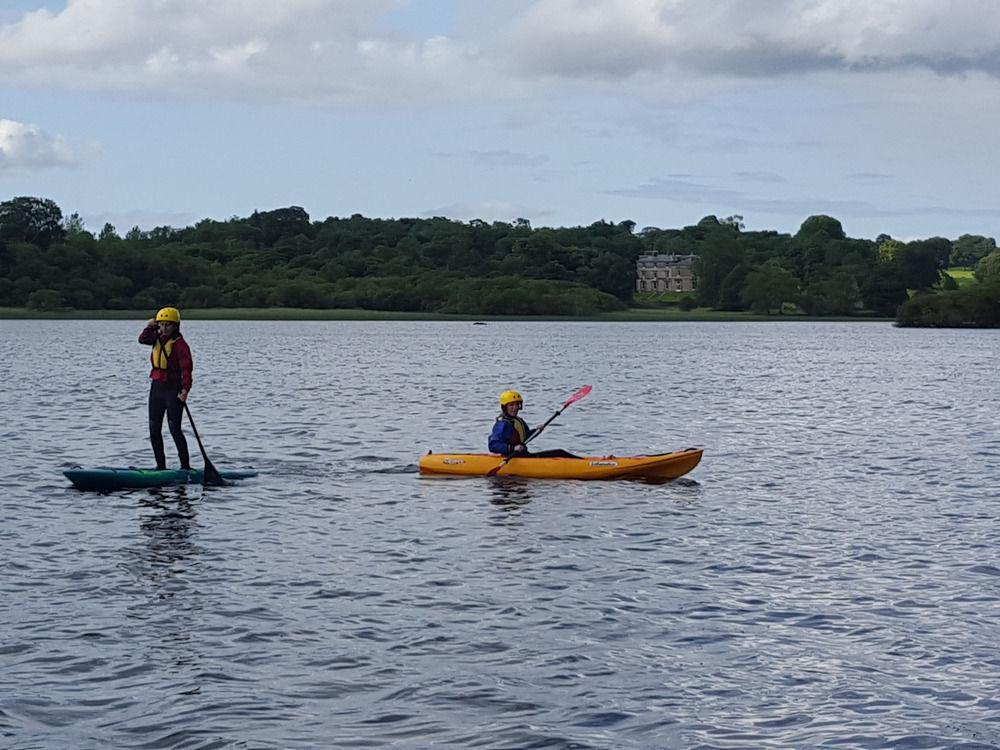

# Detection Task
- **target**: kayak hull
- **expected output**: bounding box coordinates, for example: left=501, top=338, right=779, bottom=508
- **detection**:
left=64, top=467, right=258, bottom=491
left=419, top=448, right=702, bottom=480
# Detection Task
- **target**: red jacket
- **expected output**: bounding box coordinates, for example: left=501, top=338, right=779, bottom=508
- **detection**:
left=139, top=324, right=193, bottom=391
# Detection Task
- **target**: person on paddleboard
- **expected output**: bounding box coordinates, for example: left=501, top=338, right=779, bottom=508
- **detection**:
left=489, top=390, right=576, bottom=459
left=139, top=307, right=192, bottom=471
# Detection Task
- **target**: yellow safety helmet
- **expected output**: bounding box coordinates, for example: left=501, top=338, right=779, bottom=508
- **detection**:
left=499, top=389, right=523, bottom=407
left=155, top=307, right=181, bottom=323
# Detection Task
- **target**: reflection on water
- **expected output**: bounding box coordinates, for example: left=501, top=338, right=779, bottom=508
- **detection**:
left=487, top=477, right=535, bottom=507
left=128, top=489, right=207, bottom=688
left=136, top=488, right=201, bottom=575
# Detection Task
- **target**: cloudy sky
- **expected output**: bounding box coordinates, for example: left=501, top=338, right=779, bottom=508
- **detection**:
left=2, top=0, right=999, bottom=241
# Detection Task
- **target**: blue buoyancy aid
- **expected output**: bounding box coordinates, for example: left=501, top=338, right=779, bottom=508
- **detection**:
left=489, top=414, right=532, bottom=455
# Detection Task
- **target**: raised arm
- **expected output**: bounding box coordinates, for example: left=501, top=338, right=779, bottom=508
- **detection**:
left=138, top=319, right=158, bottom=345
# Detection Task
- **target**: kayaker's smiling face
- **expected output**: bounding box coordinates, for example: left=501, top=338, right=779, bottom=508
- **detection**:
left=503, top=401, right=522, bottom=416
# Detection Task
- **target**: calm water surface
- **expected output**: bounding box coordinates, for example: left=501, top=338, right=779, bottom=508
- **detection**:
left=2, top=320, right=999, bottom=749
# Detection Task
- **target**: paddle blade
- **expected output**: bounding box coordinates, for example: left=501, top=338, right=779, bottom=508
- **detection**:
left=563, top=384, right=592, bottom=408
left=183, top=403, right=227, bottom=487
left=202, top=460, right=227, bottom=487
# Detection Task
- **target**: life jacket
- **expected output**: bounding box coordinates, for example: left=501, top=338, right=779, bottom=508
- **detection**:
left=497, top=414, right=529, bottom=446
left=151, top=335, right=181, bottom=371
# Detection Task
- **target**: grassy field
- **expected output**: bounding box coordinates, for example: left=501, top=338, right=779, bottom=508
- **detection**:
left=0, top=306, right=892, bottom=322
left=945, top=268, right=977, bottom=287
left=633, top=291, right=696, bottom=304
left=594, top=308, right=888, bottom=322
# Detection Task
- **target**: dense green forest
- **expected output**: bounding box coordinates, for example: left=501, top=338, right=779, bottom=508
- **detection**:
left=1, top=195, right=998, bottom=322
left=897, top=251, right=1000, bottom=327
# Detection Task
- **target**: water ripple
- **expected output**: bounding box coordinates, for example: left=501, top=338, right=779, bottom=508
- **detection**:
left=2, top=320, right=1000, bottom=748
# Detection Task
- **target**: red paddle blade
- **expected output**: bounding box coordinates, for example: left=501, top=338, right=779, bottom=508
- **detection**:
left=563, top=384, right=592, bottom=408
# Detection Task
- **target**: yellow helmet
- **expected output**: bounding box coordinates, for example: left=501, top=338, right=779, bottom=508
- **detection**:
left=155, top=307, right=181, bottom=323
left=499, top=389, right=523, bottom=407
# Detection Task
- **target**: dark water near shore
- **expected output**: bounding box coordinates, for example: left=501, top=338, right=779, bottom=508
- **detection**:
left=2, top=320, right=999, bottom=749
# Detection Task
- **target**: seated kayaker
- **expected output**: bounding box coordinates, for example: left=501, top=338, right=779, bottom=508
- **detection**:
left=489, top=390, right=577, bottom=459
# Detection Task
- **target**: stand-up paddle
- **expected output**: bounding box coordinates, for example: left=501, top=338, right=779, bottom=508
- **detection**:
left=487, top=385, right=592, bottom=477
left=183, top=403, right=226, bottom=486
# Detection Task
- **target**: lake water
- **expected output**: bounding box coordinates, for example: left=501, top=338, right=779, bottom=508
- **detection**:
left=2, top=320, right=999, bottom=749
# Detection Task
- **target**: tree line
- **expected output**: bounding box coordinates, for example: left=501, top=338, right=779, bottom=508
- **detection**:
left=1, top=196, right=998, bottom=323
left=896, top=251, right=1000, bottom=327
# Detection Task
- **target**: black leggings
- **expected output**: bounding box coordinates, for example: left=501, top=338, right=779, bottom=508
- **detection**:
left=149, top=381, right=190, bottom=470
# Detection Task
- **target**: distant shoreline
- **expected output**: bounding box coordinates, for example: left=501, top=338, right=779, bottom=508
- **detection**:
left=0, top=306, right=893, bottom=322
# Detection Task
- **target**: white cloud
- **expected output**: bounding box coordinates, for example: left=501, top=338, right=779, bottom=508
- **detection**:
left=504, top=0, right=1000, bottom=80
left=0, top=118, right=80, bottom=171
left=0, top=0, right=492, bottom=104
left=504, top=0, right=674, bottom=79
left=2, top=1, right=998, bottom=108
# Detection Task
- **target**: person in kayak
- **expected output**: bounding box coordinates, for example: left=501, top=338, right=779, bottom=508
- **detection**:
left=138, top=307, right=192, bottom=471
left=489, top=390, right=577, bottom=459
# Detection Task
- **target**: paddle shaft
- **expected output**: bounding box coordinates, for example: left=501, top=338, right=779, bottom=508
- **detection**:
left=525, top=406, right=567, bottom=445
left=183, top=402, right=226, bottom=486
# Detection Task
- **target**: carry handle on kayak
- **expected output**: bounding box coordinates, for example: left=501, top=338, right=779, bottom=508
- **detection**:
left=183, top=403, right=226, bottom=486
left=487, top=385, right=592, bottom=477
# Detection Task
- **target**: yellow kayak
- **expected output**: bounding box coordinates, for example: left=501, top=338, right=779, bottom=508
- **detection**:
left=419, top=448, right=703, bottom=481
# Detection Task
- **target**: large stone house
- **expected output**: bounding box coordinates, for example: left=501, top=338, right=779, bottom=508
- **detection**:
left=635, top=253, right=697, bottom=293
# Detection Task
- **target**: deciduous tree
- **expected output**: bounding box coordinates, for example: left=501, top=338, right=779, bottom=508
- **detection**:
left=0, top=196, right=66, bottom=248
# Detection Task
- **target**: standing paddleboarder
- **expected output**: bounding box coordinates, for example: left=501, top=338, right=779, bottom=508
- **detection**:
left=139, top=307, right=192, bottom=471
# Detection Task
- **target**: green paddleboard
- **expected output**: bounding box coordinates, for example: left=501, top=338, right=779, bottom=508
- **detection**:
left=64, top=467, right=258, bottom=491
